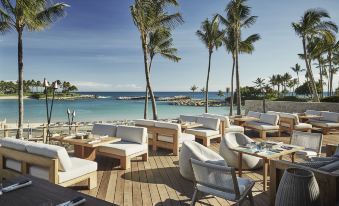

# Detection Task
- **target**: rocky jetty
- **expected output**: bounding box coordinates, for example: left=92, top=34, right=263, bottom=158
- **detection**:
left=169, top=99, right=226, bottom=107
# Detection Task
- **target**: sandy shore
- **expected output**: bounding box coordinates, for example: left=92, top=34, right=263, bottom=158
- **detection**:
left=0, top=96, right=29, bottom=100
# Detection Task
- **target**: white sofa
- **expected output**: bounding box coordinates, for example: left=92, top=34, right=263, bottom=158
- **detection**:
left=179, top=115, right=198, bottom=123
left=305, top=110, right=328, bottom=116
left=135, top=119, right=195, bottom=155
left=276, top=112, right=312, bottom=135
left=0, top=138, right=97, bottom=189
left=247, top=111, right=261, bottom=119
left=308, top=111, right=339, bottom=134
left=203, top=113, right=244, bottom=134
left=219, top=133, right=263, bottom=170
left=97, top=125, right=148, bottom=169
left=244, top=113, right=280, bottom=139
left=186, top=116, right=221, bottom=146
left=179, top=141, right=226, bottom=181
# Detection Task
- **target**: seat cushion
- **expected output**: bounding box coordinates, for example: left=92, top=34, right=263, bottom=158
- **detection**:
left=134, top=119, right=156, bottom=127
left=259, top=113, right=279, bottom=125
left=157, top=133, right=195, bottom=143
left=29, top=157, right=97, bottom=183
left=296, top=150, right=318, bottom=157
left=318, top=160, right=339, bottom=172
left=154, top=121, right=180, bottom=130
left=244, top=121, right=279, bottom=131
left=225, top=125, right=244, bottom=133
left=294, top=123, right=312, bottom=130
left=5, top=159, right=21, bottom=172
left=196, top=117, right=220, bottom=130
left=92, top=123, right=117, bottom=137
left=305, top=110, right=325, bottom=116
left=321, top=112, right=339, bottom=123
left=26, top=142, right=72, bottom=172
left=309, top=120, right=339, bottom=128
left=98, top=141, right=148, bottom=156
left=0, top=138, right=30, bottom=151
left=279, top=113, right=300, bottom=124
left=247, top=111, right=261, bottom=119
left=196, top=177, right=253, bottom=201
left=180, top=115, right=198, bottom=123
left=186, top=127, right=220, bottom=137
left=116, top=126, right=147, bottom=144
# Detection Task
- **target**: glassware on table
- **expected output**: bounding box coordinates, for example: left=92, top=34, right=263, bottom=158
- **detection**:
left=0, top=182, right=3, bottom=196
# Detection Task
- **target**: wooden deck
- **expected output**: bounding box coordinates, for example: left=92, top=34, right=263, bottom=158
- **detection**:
left=72, top=132, right=339, bottom=206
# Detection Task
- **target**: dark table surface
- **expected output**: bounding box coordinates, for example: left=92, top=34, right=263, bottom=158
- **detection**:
left=0, top=176, right=116, bottom=206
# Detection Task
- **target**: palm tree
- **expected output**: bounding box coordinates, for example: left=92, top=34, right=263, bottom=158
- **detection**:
left=190, top=85, right=198, bottom=98
left=196, top=17, right=223, bottom=113
left=276, top=74, right=283, bottom=95
left=143, top=28, right=181, bottom=119
left=253, top=77, right=265, bottom=90
left=217, top=90, right=224, bottom=98
left=269, top=75, right=278, bottom=90
left=282, top=72, right=292, bottom=92
left=291, top=63, right=305, bottom=87
left=130, top=0, right=183, bottom=120
left=288, top=79, right=298, bottom=96
left=0, top=0, right=69, bottom=137
left=292, top=8, right=338, bottom=102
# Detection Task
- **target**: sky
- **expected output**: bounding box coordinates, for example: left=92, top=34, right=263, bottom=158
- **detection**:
left=0, top=0, right=339, bottom=92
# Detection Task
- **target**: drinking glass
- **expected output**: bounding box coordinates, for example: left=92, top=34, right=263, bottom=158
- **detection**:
left=0, top=183, right=3, bottom=196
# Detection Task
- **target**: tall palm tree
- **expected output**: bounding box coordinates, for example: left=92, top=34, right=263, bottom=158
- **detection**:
left=130, top=0, right=183, bottom=120
left=291, top=63, right=305, bottom=87
left=143, top=28, right=181, bottom=119
left=190, top=85, right=198, bottom=98
left=0, top=0, right=69, bottom=138
left=282, top=72, right=292, bottom=92
left=269, top=75, right=277, bottom=90
left=253, top=77, right=265, bottom=89
left=276, top=74, right=283, bottom=95
left=292, top=8, right=338, bottom=102
left=196, top=17, right=223, bottom=113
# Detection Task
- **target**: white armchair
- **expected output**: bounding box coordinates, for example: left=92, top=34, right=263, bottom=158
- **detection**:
left=203, top=113, right=244, bottom=134
left=179, top=141, right=226, bottom=181
left=190, top=158, right=255, bottom=206
left=186, top=116, right=221, bottom=146
left=219, top=133, right=263, bottom=170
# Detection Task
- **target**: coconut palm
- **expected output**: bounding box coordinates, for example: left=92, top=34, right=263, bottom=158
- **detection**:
left=253, top=77, right=265, bottom=89
left=217, top=90, right=224, bottom=98
left=276, top=74, right=283, bottom=95
left=292, top=8, right=338, bottom=102
left=143, top=28, right=181, bottom=119
left=130, top=0, right=183, bottom=120
left=0, top=0, right=69, bottom=137
left=290, top=63, right=305, bottom=87
left=196, top=17, right=224, bottom=113
left=282, top=72, right=292, bottom=91
left=190, top=85, right=198, bottom=98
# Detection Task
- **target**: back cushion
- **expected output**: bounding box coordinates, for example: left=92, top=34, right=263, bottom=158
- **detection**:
left=134, top=119, right=156, bottom=127
left=203, top=113, right=230, bottom=128
left=260, top=113, right=279, bottom=125
left=116, top=126, right=147, bottom=144
left=197, top=117, right=220, bottom=130
left=318, top=160, right=339, bottom=172
left=26, top=143, right=72, bottom=172
left=247, top=111, right=261, bottom=119
left=321, top=112, right=339, bottom=122
left=0, top=138, right=30, bottom=151
left=92, top=124, right=117, bottom=137
left=179, top=115, right=198, bottom=123
left=155, top=121, right=181, bottom=136
left=305, top=110, right=325, bottom=116
left=280, top=113, right=300, bottom=124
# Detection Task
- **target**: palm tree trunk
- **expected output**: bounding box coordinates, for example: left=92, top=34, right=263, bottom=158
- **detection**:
left=17, top=29, right=24, bottom=138
left=302, top=38, right=320, bottom=102
left=229, top=54, right=235, bottom=116
left=205, top=51, right=212, bottom=113
left=142, top=36, right=158, bottom=120
left=235, top=46, right=241, bottom=115
left=317, top=58, right=323, bottom=98
left=328, top=52, right=333, bottom=96
left=143, top=58, right=153, bottom=119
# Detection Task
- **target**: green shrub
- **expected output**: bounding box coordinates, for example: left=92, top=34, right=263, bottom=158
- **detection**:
left=321, top=96, right=339, bottom=103
left=275, top=96, right=307, bottom=102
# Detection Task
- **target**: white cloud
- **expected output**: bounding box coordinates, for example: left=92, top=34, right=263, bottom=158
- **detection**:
left=73, top=81, right=142, bottom=91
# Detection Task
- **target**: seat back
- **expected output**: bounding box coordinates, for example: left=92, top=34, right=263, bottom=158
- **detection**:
left=203, top=113, right=231, bottom=128
left=321, top=112, right=339, bottom=123
left=197, top=117, right=220, bottom=130
left=259, top=113, right=279, bottom=126
left=154, top=121, right=181, bottom=138
left=179, top=115, right=198, bottom=123
left=291, top=131, right=323, bottom=154
left=116, top=125, right=147, bottom=144
left=305, top=110, right=327, bottom=116
left=92, top=123, right=117, bottom=137
left=279, top=113, right=300, bottom=128
left=134, top=119, right=156, bottom=127
left=247, top=111, right=261, bottom=119
left=190, top=158, right=240, bottom=200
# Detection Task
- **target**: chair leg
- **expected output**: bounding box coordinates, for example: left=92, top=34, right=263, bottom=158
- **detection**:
left=120, top=156, right=130, bottom=170
left=190, top=189, right=198, bottom=206
left=248, top=191, right=254, bottom=206
left=142, top=153, right=148, bottom=161
left=202, top=137, right=210, bottom=147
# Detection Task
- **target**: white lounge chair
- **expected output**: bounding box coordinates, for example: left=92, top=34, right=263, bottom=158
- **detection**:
left=203, top=113, right=244, bottom=134
left=278, top=112, right=312, bottom=135
left=186, top=116, right=221, bottom=146
left=308, top=112, right=339, bottom=134
left=244, top=113, right=280, bottom=139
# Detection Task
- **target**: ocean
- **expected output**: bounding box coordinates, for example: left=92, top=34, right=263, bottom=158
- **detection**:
left=0, top=92, right=235, bottom=123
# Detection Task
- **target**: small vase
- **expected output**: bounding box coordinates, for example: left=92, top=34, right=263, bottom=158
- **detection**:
left=275, top=167, right=320, bottom=206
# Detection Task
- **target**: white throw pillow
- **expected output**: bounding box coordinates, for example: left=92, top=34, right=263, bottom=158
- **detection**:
left=92, top=123, right=117, bottom=137
left=247, top=111, right=261, bottom=119
left=0, top=138, right=30, bottom=151
left=134, top=119, right=156, bottom=127
left=116, top=126, right=147, bottom=144
left=26, top=142, right=72, bottom=172
left=260, top=113, right=279, bottom=125
left=197, top=117, right=220, bottom=130
left=321, top=112, right=339, bottom=123
left=203, top=113, right=231, bottom=128
left=179, top=115, right=198, bottom=123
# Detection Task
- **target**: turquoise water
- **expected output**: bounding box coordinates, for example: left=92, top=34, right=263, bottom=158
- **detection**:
left=0, top=92, right=235, bottom=123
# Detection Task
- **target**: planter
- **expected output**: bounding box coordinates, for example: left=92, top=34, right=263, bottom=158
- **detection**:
left=275, top=167, right=320, bottom=206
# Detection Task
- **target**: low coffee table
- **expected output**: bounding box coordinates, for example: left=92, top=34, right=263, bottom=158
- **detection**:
left=51, top=135, right=121, bottom=160
left=230, top=143, right=304, bottom=191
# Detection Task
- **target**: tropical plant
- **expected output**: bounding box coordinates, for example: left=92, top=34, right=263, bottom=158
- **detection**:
left=190, top=85, right=198, bottom=98
left=282, top=72, right=292, bottom=92
left=196, top=17, right=223, bottom=113
left=217, top=90, right=224, bottom=98
left=290, top=63, right=305, bottom=87
left=253, top=77, right=265, bottom=89
left=292, top=8, right=338, bottom=102
left=0, top=0, right=69, bottom=137
left=200, top=87, right=205, bottom=94
left=130, top=0, right=183, bottom=120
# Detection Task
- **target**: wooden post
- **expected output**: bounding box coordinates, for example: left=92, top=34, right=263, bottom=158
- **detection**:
left=4, top=124, right=9, bottom=137
left=42, top=124, right=47, bottom=143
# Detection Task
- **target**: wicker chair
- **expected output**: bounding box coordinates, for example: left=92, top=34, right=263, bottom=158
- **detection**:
left=290, top=131, right=323, bottom=159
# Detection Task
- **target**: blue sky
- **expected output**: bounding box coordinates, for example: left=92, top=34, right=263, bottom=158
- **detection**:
left=0, top=0, right=338, bottom=92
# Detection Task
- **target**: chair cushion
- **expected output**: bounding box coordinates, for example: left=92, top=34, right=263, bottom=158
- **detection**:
left=0, top=138, right=30, bottom=151
left=296, top=150, right=318, bottom=157
left=154, top=121, right=181, bottom=130
left=186, top=127, right=220, bottom=137
left=244, top=121, right=280, bottom=131
left=203, top=113, right=230, bottom=128
left=98, top=141, right=148, bottom=156
left=5, top=159, right=21, bottom=172
left=318, top=160, right=339, bottom=172
left=26, top=143, right=72, bottom=172
left=309, top=120, right=339, bottom=128
left=29, top=157, right=97, bottom=183
left=225, top=125, right=244, bottom=133
left=247, top=111, right=261, bottom=119
left=259, top=113, right=279, bottom=125
left=116, top=126, right=147, bottom=144
left=294, top=123, right=312, bottom=130
left=305, top=110, right=326, bottom=116
left=92, top=123, right=117, bottom=137
left=180, top=115, right=198, bottom=123
left=321, top=112, right=339, bottom=123
left=134, top=119, right=156, bottom=127
left=196, top=177, right=253, bottom=201
left=279, top=113, right=300, bottom=124
left=157, top=133, right=195, bottom=143
left=197, top=117, right=220, bottom=130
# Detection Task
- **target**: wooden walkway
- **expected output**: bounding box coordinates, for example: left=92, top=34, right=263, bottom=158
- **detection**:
left=72, top=133, right=338, bottom=206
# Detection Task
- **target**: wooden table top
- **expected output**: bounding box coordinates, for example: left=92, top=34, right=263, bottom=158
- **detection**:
left=0, top=176, right=116, bottom=206
left=230, top=143, right=304, bottom=160
left=50, top=135, right=121, bottom=148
